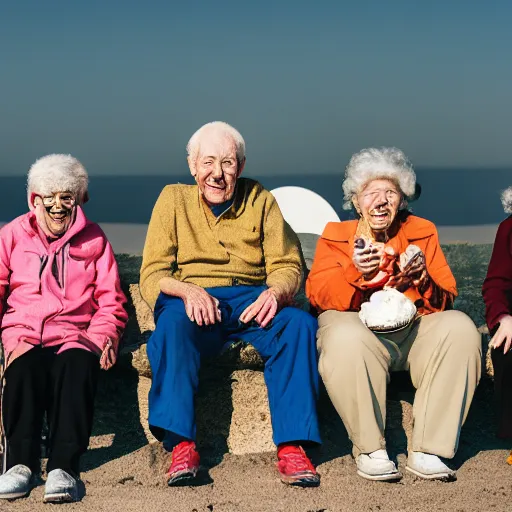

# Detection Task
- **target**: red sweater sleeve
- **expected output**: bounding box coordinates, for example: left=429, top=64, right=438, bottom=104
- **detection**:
left=482, top=217, right=512, bottom=331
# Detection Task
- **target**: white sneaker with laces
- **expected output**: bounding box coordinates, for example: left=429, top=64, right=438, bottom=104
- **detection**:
left=406, top=451, right=456, bottom=481
left=356, top=449, right=402, bottom=481
left=0, top=464, right=32, bottom=500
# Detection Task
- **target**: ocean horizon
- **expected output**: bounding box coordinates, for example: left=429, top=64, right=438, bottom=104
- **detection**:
left=0, top=169, right=510, bottom=227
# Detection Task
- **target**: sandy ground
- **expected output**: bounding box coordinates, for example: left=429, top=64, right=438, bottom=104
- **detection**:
left=2, top=366, right=512, bottom=512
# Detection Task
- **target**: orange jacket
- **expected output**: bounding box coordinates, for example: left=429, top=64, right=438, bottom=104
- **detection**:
left=306, top=215, right=457, bottom=314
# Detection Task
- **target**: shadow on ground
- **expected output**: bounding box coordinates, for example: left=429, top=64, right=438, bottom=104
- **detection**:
left=82, top=364, right=148, bottom=472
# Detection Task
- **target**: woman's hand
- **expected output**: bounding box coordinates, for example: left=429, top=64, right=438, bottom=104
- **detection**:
left=491, top=314, right=512, bottom=353
left=100, top=338, right=118, bottom=371
left=387, top=250, right=428, bottom=292
left=353, top=238, right=384, bottom=275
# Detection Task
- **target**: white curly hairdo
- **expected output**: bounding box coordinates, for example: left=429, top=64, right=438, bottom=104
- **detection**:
left=27, top=154, right=89, bottom=207
left=342, top=147, right=416, bottom=210
left=186, top=121, right=246, bottom=163
left=502, top=186, right=512, bottom=214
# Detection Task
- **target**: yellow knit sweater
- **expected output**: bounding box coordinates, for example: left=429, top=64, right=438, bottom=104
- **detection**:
left=139, top=178, right=303, bottom=310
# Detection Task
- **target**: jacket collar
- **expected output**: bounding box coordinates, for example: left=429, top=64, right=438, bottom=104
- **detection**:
left=21, top=206, right=88, bottom=252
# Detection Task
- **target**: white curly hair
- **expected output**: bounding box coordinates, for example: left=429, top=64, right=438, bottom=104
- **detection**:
left=502, top=186, right=512, bottom=214
left=186, top=121, right=246, bottom=164
left=27, top=154, right=89, bottom=208
left=342, top=147, right=417, bottom=210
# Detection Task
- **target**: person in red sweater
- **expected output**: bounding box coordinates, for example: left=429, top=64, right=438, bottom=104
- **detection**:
left=482, top=186, right=512, bottom=462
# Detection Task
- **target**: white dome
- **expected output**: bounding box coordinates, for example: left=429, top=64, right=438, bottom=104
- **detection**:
left=270, top=186, right=340, bottom=235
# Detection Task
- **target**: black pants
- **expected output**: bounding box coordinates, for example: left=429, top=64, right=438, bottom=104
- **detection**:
left=491, top=347, right=512, bottom=439
left=3, top=347, right=99, bottom=476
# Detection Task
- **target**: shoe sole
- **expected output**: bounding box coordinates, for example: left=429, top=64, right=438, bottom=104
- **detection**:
left=405, top=465, right=456, bottom=481
left=281, top=477, right=320, bottom=488
left=357, top=469, right=403, bottom=482
left=43, top=492, right=75, bottom=503
left=167, top=468, right=198, bottom=486
left=0, top=491, right=29, bottom=500
left=279, top=473, right=320, bottom=488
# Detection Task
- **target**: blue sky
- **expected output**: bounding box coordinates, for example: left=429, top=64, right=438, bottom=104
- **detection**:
left=0, top=0, right=510, bottom=176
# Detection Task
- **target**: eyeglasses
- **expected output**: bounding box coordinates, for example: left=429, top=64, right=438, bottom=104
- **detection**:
left=41, top=193, right=76, bottom=209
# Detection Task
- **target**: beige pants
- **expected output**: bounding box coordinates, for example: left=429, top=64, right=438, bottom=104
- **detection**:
left=317, top=310, right=482, bottom=458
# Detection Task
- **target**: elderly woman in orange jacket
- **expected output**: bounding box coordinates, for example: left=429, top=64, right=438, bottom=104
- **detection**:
left=306, top=147, right=481, bottom=482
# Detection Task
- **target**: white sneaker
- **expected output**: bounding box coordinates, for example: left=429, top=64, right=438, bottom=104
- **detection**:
left=406, top=451, right=456, bottom=481
left=43, top=469, right=79, bottom=503
left=356, top=449, right=402, bottom=481
left=0, top=464, right=32, bottom=500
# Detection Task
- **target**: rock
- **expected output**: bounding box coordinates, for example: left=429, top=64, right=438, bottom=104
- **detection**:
left=131, top=342, right=152, bottom=379
left=126, top=283, right=267, bottom=378
left=124, top=286, right=274, bottom=454
left=227, top=370, right=275, bottom=454
left=129, top=283, right=155, bottom=333
left=116, top=240, right=494, bottom=458
left=478, top=324, right=493, bottom=379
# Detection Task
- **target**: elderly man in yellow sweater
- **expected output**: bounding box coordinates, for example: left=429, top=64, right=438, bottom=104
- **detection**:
left=140, top=121, right=321, bottom=487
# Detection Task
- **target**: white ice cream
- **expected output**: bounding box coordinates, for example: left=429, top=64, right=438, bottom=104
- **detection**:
left=359, top=288, right=417, bottom=332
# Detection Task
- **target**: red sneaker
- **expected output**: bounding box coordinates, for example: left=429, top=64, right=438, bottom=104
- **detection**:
left=276, top=445, right=320, bottom=487
left=166, top=441, right=200, bottom=486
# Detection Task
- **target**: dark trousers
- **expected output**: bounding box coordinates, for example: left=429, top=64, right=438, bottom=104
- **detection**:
left=2, top=347, right=99, bottom=476
left=147, top=286, right=321, bottom=449
left=491, top=347, right=512, bottom=438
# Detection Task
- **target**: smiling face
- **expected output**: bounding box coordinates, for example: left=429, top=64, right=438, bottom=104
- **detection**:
left=35, top=191, right=76, bottom=236
left=188, top=131, right=245, bottom=206
left=353, top=179, right=402, bottom=237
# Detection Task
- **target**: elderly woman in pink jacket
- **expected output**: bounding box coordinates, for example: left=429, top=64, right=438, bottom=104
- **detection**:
left=0, top=154, right=127, bottom=503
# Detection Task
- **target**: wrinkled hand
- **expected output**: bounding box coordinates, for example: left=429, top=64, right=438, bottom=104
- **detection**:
left=491, top=314, right=512, bottom=353
left=100, top=338, right=118, bottom=371
left=182, top=283, right=221, bottom=326
left=353, top=240, right=384, bottom=275
left=386, top=250, right=428, bottom=292
left=239, top=288, right=278, bottom=328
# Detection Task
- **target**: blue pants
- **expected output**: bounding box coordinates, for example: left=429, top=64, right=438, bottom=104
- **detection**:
left=147, top=285, right=321, bottom=449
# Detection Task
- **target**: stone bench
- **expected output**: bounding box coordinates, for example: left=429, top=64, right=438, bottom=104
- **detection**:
left=119, top=235, right=492, bottom=455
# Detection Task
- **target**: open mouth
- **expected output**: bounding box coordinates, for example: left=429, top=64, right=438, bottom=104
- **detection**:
left=370, top=212, right=389, bottom=222
left=49, top=212, right=68, bottom=224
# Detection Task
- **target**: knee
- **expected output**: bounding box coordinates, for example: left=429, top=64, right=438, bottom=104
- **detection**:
left=318, top=320, right=373, bottom=372
left=154, top=302, right=191, bottom=331
left=150, top=305, right=196, bottom=353
left=320, top=333, right=369, bottom=362
left=441, top=310, right=482, bottom=357
left=277, top=307, right=317, bottom=332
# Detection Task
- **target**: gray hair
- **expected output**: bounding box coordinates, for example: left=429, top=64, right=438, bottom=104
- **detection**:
left=186, top=121, right=246, bottom=163
left=342, top=147, right=416, bottom=210
left=502, top=186, right=512, bottom=214
left=27, top=154, right=89, bottom=207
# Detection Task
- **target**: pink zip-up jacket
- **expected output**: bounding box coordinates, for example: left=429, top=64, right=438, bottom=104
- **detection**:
left=0, top=206, right=128, bottom=366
